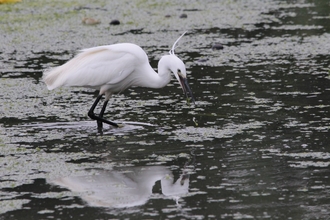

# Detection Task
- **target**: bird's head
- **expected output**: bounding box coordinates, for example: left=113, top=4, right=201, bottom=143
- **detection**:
left=162, top=31, right=195, bottom=104
left=165, top=55, right=195, bottom=104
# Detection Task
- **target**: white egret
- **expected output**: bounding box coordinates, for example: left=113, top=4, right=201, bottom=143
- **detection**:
left=43, top=32, right=195, bottom=128
left=52, top=166, right=189, bottom=208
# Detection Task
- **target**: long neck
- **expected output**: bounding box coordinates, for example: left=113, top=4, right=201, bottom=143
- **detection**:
left=137, top=56, right=172, bottom=89
left=130, top=55, right=172, bottom=89
left=156, top=56, right=172, bottom=88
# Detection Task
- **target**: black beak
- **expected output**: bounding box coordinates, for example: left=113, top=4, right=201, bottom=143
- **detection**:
left=179, top=76, right=195, bottom=104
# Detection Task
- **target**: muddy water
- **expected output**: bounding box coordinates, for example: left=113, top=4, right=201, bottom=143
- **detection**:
left=1, top=0, right=330, bottom=219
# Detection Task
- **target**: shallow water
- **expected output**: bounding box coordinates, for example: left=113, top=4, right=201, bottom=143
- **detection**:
left=1, top=0, right=330, bottom=219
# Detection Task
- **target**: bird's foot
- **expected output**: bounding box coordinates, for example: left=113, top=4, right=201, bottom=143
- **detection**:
left=97, top=120, right=103, bottom=129
left=96, top=120, right=119, bottom=129
left=89, top=112, right=119, bottom=128
left=117, top=123, right=124, bottom=128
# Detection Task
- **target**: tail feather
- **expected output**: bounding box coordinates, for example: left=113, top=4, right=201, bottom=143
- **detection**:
left=42, top=47, right=108, bottom=90
left=43, top=66, right=66, bottom=90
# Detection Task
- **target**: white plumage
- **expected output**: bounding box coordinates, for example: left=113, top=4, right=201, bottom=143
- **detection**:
left=43, top=33, right=194, bottom=129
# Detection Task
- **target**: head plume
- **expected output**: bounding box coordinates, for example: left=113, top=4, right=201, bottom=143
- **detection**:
left=169, top=31, right=187, bottom=55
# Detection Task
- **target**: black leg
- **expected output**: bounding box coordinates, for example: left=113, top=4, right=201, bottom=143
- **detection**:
left=88, top=94, right=119, bottom=128
left=97, top=119, right=103, bottom=129
left=97, top=100, right=109, bottom=128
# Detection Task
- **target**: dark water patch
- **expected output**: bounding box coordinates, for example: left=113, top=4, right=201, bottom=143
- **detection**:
left=1, top=0, right=330, bottom=219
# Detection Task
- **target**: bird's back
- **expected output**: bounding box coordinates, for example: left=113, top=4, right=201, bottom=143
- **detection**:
left=43, top=43, right=150, bottom=92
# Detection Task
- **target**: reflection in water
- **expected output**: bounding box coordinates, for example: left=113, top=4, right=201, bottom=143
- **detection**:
left=52, top=166, right=189, bottom=208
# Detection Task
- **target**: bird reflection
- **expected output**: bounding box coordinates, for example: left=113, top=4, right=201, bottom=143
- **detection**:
left=52, top=165, right=190, bottom=208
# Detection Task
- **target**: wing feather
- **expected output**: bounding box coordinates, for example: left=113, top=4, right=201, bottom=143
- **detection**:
left=43, top=43, right=147, bottom=91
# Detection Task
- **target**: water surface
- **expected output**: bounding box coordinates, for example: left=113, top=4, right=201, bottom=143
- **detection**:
left=1, top=0, right=330, bottom=219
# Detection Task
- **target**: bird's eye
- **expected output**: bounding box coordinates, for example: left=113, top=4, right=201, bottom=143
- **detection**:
left=178, top=69, right=181, bottom=73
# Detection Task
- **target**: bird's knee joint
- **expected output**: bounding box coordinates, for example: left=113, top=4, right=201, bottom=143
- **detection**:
left=88, top=111, right=97, bottom=120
